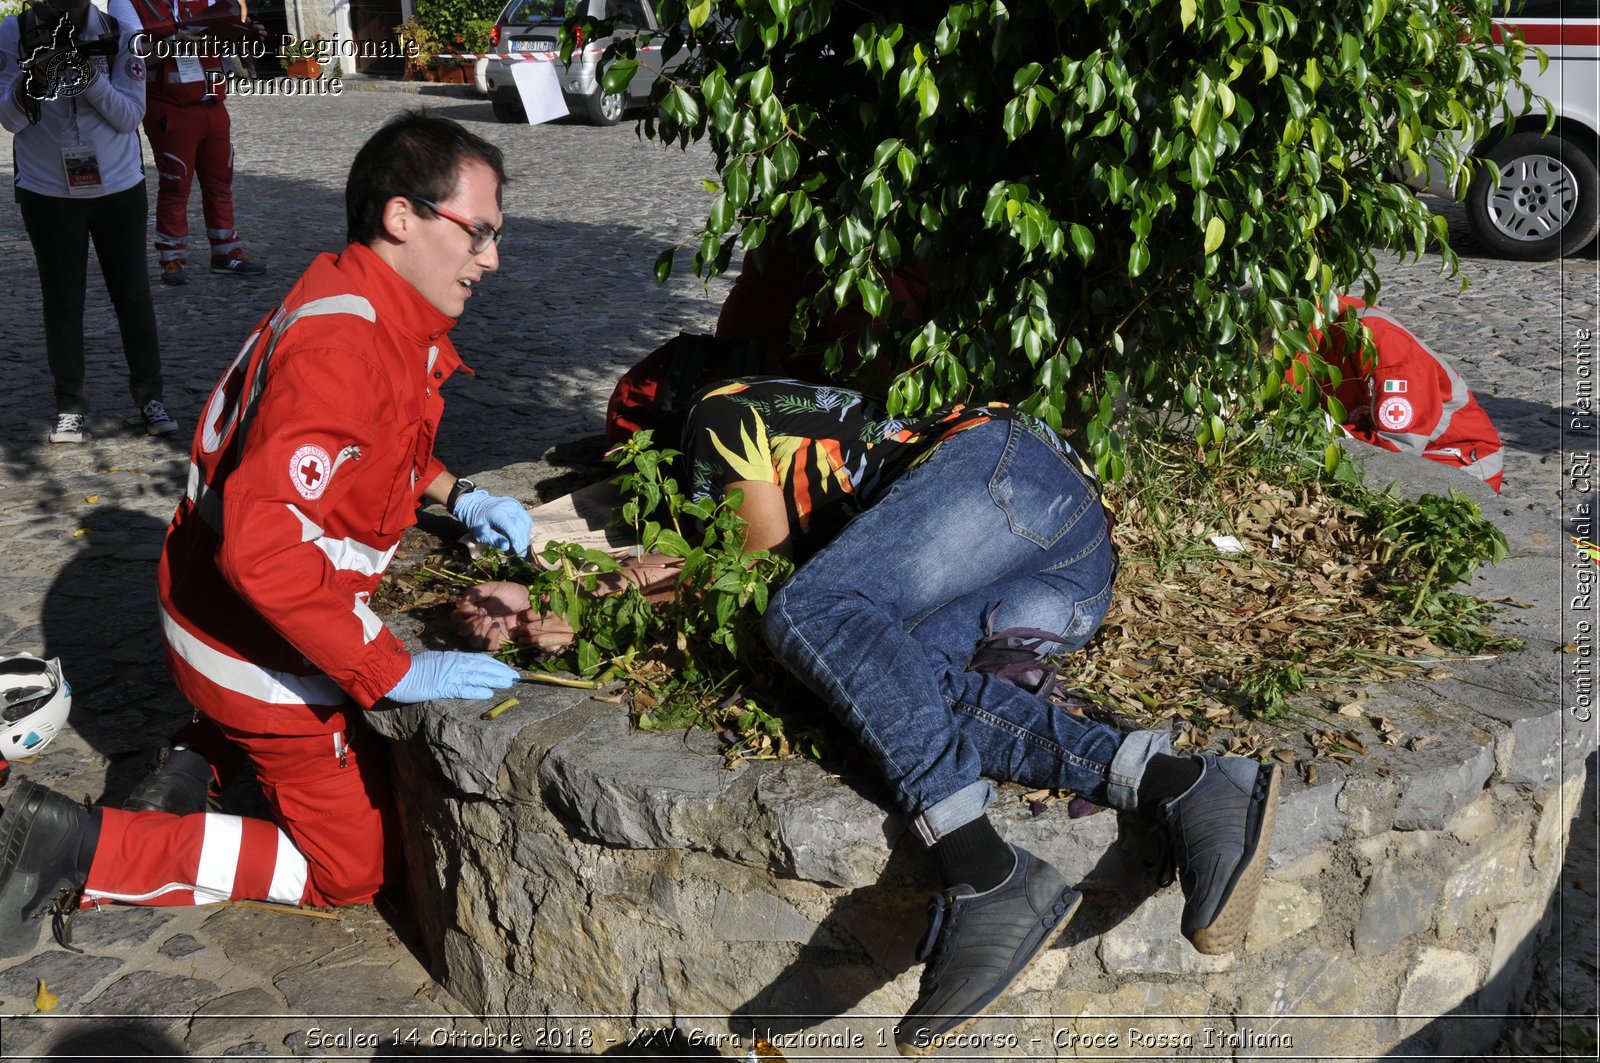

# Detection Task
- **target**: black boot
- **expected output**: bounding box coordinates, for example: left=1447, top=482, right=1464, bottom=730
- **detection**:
left=122, top=745, right=211, bottom=816
left=0, top=780, right=100, bottom=957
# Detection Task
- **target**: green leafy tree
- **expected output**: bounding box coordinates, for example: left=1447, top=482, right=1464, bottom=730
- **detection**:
left=604, top=0, right=1529, bottom=478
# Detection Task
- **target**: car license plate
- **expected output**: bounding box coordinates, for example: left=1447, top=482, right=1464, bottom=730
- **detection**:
left=511, top=39, right=554, bottom=53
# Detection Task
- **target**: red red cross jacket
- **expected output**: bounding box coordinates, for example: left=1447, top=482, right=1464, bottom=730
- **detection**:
left=157, top=242, right=467, bottom=735
left=128, top=0, right=251, bottom=105
left=1302, top=296, right=1504, bottom=493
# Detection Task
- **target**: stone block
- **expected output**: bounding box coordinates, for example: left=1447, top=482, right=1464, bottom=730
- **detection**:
left=83, top=970, right=218, bottom=1028
left=830, top=886, right=926, bottom=973
left=1395, top=947, right=1480, bottom=1041
left=1446, top=792, right=1498, bottom=845
left=1355, top=862, right=1441, bottom=958
left=1439, top=818, right=1532, bottom=938
left=426, top=682, right=595, bottom=798
left=756, top=761, right=899, bottom=887
left=711, top=889, right=820, bottom=943
left=186, top=988, right=292, bottom=1057
left=1096, top=891, right=1234, bottom=977
left=1054, top=984, right=1213, bottom=1057
left=1238, top=950, right=1377, bottom=1057
left=1246, top=879, right=1324, bottom=953
left=0, top=950, right=121, bottom=1011
left=537, top=711, right=744, bottom=851
left=1393, top=728, right=1495, bottom=830
left=1532, top=773, right=1587, bottom=874
left=1269, top=777, right=1346, bottom=870
left=1481, top=899, right=1548, bottom=1015
left=1337, top=774, right=1401, bottom=837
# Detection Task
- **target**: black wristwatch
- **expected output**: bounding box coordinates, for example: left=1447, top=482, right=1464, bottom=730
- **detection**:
left=445, top=477, right=476, bottom=511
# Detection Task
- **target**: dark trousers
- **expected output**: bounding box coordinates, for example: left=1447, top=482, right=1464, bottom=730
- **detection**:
left=18, top=182, right=162, bottom=416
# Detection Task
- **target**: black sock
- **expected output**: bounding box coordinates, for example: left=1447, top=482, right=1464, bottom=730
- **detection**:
left=932, top=815, right=1014, bottom=892
left=1136, top=754, right=1204, bottom=814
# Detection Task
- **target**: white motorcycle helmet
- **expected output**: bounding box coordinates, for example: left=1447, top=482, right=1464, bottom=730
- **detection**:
left=0, top=654, right=70, bottom=756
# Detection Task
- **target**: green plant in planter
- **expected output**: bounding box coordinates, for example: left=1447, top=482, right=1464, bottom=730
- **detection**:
left=463, top=18, right=494, bottom=55
left=396, top=15, right=440, bottom=69
left=279, top=35, right=326, bottom=64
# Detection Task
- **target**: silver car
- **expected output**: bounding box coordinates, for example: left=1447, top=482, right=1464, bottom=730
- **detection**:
left=483, top=0, right=681, bottom=125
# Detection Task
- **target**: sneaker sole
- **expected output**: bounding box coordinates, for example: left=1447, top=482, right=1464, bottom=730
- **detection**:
left=0, top=780, right=52, bottom=958
left=896, top=887, right=1083, bottom=1058
left=1188, top=763, right=1280, bottom=956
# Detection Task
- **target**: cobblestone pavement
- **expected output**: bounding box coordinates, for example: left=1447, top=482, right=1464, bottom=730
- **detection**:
left=0, top=80, right=1593, bottom=1058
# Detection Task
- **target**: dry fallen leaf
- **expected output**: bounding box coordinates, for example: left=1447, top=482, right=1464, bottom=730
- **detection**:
left=34, top=980, right=56, bottom=1013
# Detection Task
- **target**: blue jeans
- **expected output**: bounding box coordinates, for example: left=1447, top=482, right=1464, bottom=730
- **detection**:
left=764, top=419, right=1169, bottom=846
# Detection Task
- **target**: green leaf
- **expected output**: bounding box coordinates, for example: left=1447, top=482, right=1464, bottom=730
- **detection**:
left=653, top=246, right=675, bottom=284
left=601, top=58, right=639, bottom=96
left=1069, top=223, right=1095, bottom=263
left=1203, top=215, right=1226, bottom=255
left=916, top=74, right=940, bottom=119
left=687, top=0, right=710, bottom=30
left=1180, top=0, right=1196, bottom=31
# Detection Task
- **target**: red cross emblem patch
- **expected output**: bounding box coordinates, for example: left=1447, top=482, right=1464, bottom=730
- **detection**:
left=290, top=443, right=332, bottom=500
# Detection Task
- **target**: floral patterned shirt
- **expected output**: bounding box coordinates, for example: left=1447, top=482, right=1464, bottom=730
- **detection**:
left=681, top=377, right=1061, bottom=557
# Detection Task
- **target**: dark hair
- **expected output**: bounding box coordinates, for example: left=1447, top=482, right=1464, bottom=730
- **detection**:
left=345, top=109, right=508, bottom=246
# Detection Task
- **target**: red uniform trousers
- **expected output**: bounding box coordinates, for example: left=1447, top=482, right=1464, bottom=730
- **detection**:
left=83, top=714, right=397, bottom=909
left=145, top=98, right=241, bottom=266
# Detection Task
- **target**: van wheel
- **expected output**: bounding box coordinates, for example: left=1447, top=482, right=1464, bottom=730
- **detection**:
left=1466, top=131, right=1600, bottom=260
left=583, top=88, right=625, bottom=126
left=492, top=98, right=524, bottom=124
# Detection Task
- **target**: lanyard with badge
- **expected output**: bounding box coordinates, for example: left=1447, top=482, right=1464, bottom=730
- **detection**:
left=48, top=10, right=104, bottom=196
left=169, top=0, right=203, bottom=82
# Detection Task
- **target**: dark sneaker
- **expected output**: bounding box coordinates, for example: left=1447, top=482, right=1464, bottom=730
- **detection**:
left=48, top=413, right=85, bottom=444
left=210, top=250, right=267, bottom=276
left=122, top=744, right=212, bottom=815
left=122, top=399, right=178, bottom=437
left=160, top=260, right=188, bottom=286
left=1158, top=755, right=1280, bottom=954
left=0, top=780, right=98, bottom=957
left=896, top=846, right=1080, bottom=1057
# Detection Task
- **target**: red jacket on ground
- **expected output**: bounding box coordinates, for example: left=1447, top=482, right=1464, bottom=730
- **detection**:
left=1302, top=296, right=1504, bottom=493
left=157, top=242, right=467, bottom=735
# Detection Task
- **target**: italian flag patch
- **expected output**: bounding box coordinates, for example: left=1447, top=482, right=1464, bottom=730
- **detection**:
left=1383, top=379, right=1407, bottom=393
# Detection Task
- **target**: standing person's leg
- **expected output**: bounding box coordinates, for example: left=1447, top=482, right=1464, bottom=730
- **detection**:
left=196, top=104, right=265, bottom=276
left=18, top=190, right=93, bottom=439
left=146, top=102, right=202, bottom=284
left=85, top=184, right=171, bottom=431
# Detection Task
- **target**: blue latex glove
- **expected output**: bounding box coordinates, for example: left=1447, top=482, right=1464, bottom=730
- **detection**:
left=451, top=489, right=533, bottom=554
left=386, top=650, right=519, bottom=703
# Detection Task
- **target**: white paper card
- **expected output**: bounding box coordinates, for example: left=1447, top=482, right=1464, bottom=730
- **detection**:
left=510, top=60, right=569, bottom=125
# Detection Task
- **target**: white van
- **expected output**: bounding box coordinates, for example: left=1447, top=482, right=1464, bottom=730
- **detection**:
left=1445, top=0, right=1600, bottom=259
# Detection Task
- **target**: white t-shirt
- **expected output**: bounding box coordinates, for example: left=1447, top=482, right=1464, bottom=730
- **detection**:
left=0, top=2, right=147, bottom=198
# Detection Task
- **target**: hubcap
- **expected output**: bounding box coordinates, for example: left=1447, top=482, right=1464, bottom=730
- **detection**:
left=600, top=91, right=623, bottom=122
left=1487, top=152, right=1578, bottom=242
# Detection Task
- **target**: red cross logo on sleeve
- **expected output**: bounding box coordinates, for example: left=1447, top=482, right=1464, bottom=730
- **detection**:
left=289, top=444, right=332, bottom=500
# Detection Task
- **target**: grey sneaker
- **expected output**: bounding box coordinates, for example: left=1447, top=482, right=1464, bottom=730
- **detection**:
left=123, top=399, right=178, bottom=437
left=48, top=413, right=85, bottom=444
left=896, top=846, right=1081, bottom=1057
left=1158, top=755, right=1281, bottom=954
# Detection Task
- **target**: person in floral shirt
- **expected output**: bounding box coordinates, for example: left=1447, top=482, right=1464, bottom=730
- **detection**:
left=455, top=377, right=1282, bottom=1056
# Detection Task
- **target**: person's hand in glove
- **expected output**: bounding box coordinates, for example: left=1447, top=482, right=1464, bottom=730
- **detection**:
left=386, top=650, right=518, bottom=703
left=452, top=489, right=533, bottom=555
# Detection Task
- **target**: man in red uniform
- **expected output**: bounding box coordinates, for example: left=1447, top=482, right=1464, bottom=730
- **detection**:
left=121, top=0, right=267, bottom=285
left=1300, top=296, right=1504, bottom=493
left=0, top=111, right=532, bottom=955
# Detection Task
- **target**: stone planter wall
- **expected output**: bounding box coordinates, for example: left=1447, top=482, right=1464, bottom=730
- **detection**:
left=367, top=634, right=1591, bottom=1060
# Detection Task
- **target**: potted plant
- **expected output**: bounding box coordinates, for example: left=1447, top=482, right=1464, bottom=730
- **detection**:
left=279, top=35, right=325, bottom=79
left=396, top=16, right=439, bottom=80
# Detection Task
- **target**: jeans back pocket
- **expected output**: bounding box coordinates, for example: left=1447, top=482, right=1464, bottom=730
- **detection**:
left=988, top=422, right=1096, bottom=549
